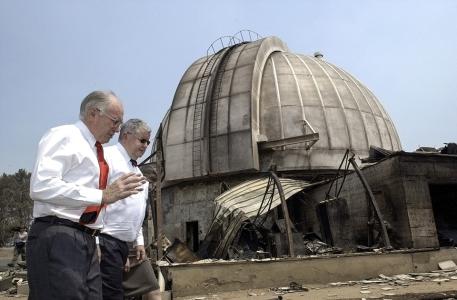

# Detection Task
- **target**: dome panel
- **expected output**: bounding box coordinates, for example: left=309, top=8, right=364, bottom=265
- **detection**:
left=166, top=107, right=187, bottom=145
left=180, top=61, right=204, bottom=83
left=303, top=106, right=330, bottom=149
left=362, top=112, right=383, bottom=146
left=216, top=69, right=234, bottom=99
left=225, top=47, right=243, bottom=70
left=315, top=76, right=340, bottom=107
left=166, top=142, right=193, bottom=180
left=302, top=57, right=327, bottom=78
left=277, top=75, right=302, bottom=107
left=260, top=105, right=283, bottom=141
left=325, top=107, right=351, bottom=149
left=285, top=54, right=312, bottom=76
left=172, top=81, right=193, bottom=109
left=345, top=109, right=369, bottom=150
left=364, top=91, right=383, bottom=116
left=345, top=80, right=372, bottom=113
left=320, top=60, right=343, bottom=79
left=297, top=74, right=323, bottom=107
left=386, top=121, right=401, bottom=150
left=231, top=64, right=253, bottom=95
left=210, top=134, right=229, bottom=173
left=272, top=53, right=294, bottom=75
left=236, top=45, right=260, bottom=66
left=281, top=106, right=307, bottom=138
left=213, top=97, right=229, bottom=135
left=229, top=93, right=251, bottom=132
left=375, top=115, right=393, bottom=149
left=334, top=81, right=358, bottom=110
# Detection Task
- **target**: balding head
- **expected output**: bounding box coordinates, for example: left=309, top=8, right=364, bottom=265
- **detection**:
left=80, top=90, right=124, bottom=144
left=80, top=90, right=118, bottom=121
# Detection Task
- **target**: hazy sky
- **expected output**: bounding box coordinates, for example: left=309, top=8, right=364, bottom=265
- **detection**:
left=1, top=0, right=456, bottom=174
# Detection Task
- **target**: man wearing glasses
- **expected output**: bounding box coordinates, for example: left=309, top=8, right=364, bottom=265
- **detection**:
left=28, top=91, right=146, bottom=300
left=96, top=119, right=161, bottom=300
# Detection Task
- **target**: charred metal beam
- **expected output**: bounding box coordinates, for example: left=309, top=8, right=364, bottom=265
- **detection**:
left=258, top=133, right=319, bottom=150
left=348, top=155, right=392, bottom=250
left=155, top=124, right=164, bottom=260
left=270, top=171, right=295, bottom=257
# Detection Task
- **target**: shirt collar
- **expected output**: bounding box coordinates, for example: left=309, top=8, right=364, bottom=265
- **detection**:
left=116, top=142, right=135, bottom=166
left=75, top=120, right=97, bottom=147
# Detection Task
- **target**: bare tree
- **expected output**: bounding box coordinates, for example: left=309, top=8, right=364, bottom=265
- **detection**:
left=0, top=169, right=33, bottom=246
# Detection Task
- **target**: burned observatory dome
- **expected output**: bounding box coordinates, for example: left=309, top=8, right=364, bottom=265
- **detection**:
left=154, top=35, right=404, bottom=248
left=161, top=36, right=401, bottom=183
left=150, top=35, right=457, bottom=280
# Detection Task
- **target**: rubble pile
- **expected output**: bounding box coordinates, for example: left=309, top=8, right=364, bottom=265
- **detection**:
left=263, top=261, right=457, bottom=298
left=0, top=267, right=28, bottom=297
left=329, top=269, right=457, bottom=288
left=303, top=239, right=343, bottom=255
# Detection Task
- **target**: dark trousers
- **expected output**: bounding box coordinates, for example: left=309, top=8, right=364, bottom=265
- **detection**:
left=12, top=243, right=26, bottom=262
left=99, top=234, right=129, bottom=300
left=26, top=220, right=102, bottom=300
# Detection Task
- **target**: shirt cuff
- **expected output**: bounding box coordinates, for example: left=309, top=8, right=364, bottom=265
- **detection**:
left=134, top=235, right=144, bottom=247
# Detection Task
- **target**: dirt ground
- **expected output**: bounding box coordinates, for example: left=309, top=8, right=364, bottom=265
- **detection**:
left=0, top=248, right=13, bottom=272
left=173, top=281, right=457, bottom=300
left=0, top=247, right=23, bottom=300
left=2, top=247, right=457, bottom=300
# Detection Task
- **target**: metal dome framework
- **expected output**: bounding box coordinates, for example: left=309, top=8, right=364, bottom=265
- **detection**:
left=161, top=36, right=401, bottom=182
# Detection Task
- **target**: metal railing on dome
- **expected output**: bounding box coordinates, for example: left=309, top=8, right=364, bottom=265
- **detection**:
left=206, top=30, right=262, bottom=57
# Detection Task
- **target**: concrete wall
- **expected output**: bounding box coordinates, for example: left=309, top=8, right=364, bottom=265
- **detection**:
left=161, top=153, right=457, bottom=253
left=303, top=153, right=457, bottom=250
left=166, top=248, right=457, bottom=297
left=304, top=155, right=412, bottom=249
left=161, top=174, right=260, bottom=243
left=398, top=154, right=457, bottom=248
left=162, top=181, right=220, bottom=243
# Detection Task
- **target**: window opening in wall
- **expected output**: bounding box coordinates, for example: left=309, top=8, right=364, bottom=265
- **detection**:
left=186, top=221, right=199, bottom=251
left=430, top=184, right=457, bottom=247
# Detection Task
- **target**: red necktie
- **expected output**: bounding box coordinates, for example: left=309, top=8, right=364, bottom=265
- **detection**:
left=79, top=141, right=109, bottom=224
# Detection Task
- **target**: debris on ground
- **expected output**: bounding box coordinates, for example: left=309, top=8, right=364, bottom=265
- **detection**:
left=302, top=233, right=343, bottom=255
left=328, top=266, right=457, bottom=289
left=438, top=260, right=457, bottom=270
left=270, top=281, right=309, bottom=295
left=0, top=267, right=28, bottom=297
left=265, top=262, right=457, bottom=298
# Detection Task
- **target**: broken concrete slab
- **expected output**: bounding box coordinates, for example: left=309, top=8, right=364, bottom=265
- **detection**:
left=438, top=259, right=457, bottom=270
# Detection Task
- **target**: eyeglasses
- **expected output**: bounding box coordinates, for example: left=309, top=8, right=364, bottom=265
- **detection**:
left=97, top=108, right=123, bottom=128
left=126, top=132, right=150, bottom=145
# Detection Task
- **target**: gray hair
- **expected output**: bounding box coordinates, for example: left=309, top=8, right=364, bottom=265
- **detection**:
left=79, top=90, right=118, bottom=121
left=119, top=119, right=151, bottom=141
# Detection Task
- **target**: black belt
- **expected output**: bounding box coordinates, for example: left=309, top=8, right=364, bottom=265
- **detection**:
left=34, top=216, right=100, bottom=236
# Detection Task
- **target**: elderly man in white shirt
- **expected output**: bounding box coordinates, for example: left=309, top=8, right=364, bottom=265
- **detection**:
left=98, top=119, right=160, bottom=300
left=28, top=91, right=146, bottom=300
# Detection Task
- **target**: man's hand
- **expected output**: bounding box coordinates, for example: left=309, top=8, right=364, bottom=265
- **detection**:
left=124, top=256, right=130, bottom=272
left=136, top=245, right=146, bottom=261
left=102, top=173, right=146, bottom=204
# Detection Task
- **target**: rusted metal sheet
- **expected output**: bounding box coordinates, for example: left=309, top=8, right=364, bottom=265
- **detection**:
left=200, top=176, right=317, bottom=258
left=213, top=177, right=314, bottom=220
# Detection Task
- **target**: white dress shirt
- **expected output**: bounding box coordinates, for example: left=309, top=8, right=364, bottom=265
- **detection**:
left=98, top=143, right=148, bottom=245
left=30, top=121, right=104, bottom=227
